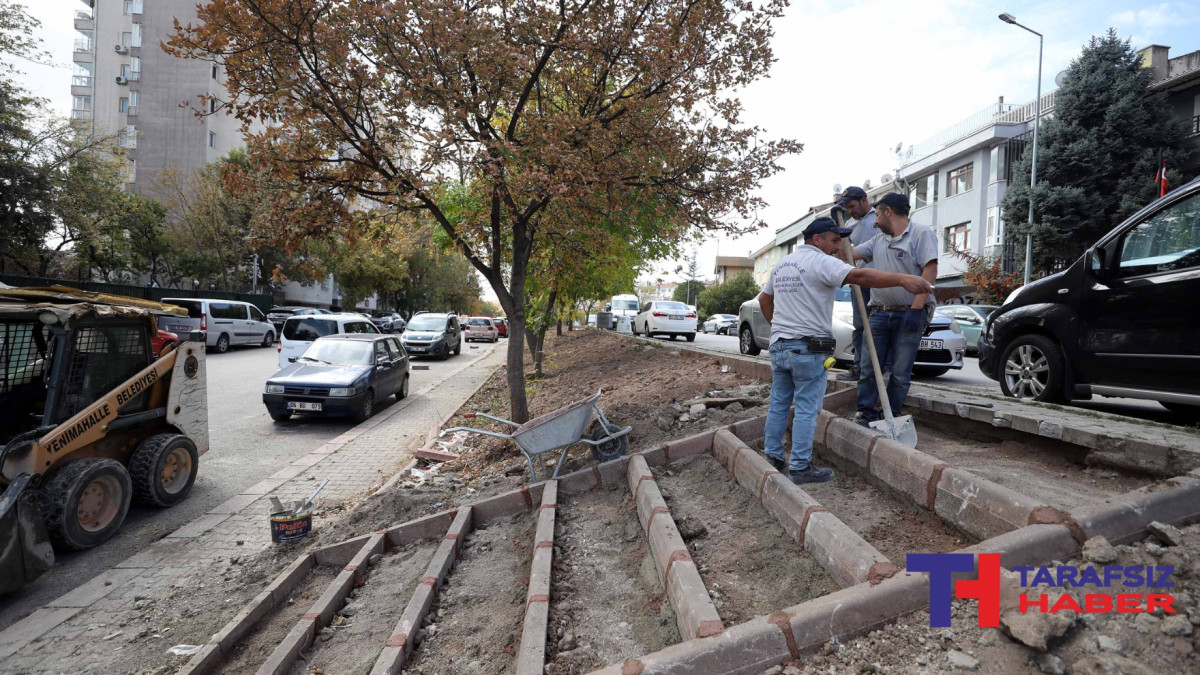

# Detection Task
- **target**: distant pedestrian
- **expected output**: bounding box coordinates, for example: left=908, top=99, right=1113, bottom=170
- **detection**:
left=834, top=186, right=877, bottom=383
left=849, top=193, right=939, bottom=427
left=758, top=217, right=933, bottom=484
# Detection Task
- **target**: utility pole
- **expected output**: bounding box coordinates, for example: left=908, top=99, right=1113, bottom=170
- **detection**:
left=999, top=12, right=1043, bottom=286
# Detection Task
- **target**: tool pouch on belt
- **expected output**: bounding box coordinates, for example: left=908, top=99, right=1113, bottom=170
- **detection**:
left=801, top=336, right=837, bottom=354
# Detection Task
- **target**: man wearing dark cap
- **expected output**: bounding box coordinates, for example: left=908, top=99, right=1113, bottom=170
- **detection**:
left=849, top=193, right=939, bottom=427
left=758, top=217, right=933, bottom=484
left=836, top=186, right=878, bottom=383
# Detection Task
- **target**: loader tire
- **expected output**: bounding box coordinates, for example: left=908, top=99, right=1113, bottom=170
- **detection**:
left=129, top=434, right=199, bottom=507
left=40, top=458, right=132, bottom=551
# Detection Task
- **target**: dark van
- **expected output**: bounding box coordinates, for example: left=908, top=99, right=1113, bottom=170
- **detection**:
left=978, top=176, right=1200, bottom=421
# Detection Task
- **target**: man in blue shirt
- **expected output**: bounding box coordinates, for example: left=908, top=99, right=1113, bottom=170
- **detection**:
left=836, top=186, right=877, bottom=383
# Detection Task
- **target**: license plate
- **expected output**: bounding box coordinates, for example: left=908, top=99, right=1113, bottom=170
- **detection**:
left=407, top=346, right=426, bottom=352
left=919, top=339, right=943, bottom=350
left=164, top=324, right=189, bottom=333
left=287, top=401, right=323, bottom=411
left=669, top=315, right=684, bottom=320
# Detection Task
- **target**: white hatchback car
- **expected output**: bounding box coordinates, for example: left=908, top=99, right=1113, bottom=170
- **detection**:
left=278, top=314, right=379, bottom=369
left=464, top=316, right=498, bottom=342
left=633, top=301, right=697, bottom=342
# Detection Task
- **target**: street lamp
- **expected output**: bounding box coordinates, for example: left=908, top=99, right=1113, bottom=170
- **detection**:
left=999, top=12, right=1042, bottom=286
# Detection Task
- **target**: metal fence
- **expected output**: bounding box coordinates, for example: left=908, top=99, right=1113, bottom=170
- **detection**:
left=0, top=275, right=274, bottom=312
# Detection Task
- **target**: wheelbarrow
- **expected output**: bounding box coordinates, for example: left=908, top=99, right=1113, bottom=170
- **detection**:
left=440, top=389, right=632, bottom=481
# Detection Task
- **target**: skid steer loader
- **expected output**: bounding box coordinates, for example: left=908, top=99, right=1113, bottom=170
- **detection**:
left=0, top=286, right=209, bottom=594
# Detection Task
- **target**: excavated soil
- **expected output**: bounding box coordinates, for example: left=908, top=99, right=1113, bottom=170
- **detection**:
left=913, top=420, right=1153, bottom=511
left=801, top=471, right=972, bottom=565
left=215, top=565, right=340, bottom=675
left=545, top=485, right=681, bottom=674
left=404, top=514, right=536, bottom=675
left=760, top=524, right=1200, bottom=675
left=655, top=454, right=840, bottom=625
left=288, top=540, right=439, bottom=675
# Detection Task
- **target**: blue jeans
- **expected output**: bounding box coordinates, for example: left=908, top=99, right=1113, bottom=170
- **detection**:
left=857, top=309, right=925, bottom=419
left=765, top=340, right=827, bottom=471
left=850, top=288, right=870, bottom=372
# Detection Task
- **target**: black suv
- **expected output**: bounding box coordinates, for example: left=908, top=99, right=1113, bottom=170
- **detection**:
left=979, top=176, right=1200, bottom=421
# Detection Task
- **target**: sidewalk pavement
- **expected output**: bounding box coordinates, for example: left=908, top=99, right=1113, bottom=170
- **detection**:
left=0, top=343, right=507, bottom=674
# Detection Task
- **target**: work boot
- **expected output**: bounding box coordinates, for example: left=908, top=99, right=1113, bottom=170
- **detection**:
left=790, top=464, right=835, bottom=484
left=766, top=455, right=787, bottom=473
left=836, top=367, right=859, bottom=382
left=853, top=411, right=875, bottom=428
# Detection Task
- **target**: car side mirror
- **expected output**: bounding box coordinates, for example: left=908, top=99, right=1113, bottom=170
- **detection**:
left=288, top=357, right=298, bottom=363
left=1089, top=247, right=1109, bottom=279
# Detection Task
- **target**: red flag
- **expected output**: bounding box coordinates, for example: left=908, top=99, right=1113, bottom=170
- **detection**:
left=1158, top=154, right=1168, bottom=197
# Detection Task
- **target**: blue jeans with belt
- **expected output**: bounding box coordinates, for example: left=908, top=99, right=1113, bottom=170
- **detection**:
left=850, top=287, right=870, bottom=372
left=765, top=339, right=827, bottom=471
left=857, top=309, right=926, bottom=419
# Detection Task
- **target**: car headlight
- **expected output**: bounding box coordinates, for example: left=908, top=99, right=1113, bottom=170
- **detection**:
left=833, top=308, right=854, bottom=325
left=265, top=384, right=284, bottom=394
left=329, top=386, right=358, bottom=397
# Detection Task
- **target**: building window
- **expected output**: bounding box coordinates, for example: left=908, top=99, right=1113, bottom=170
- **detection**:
left=74, top=30, right=93, bottom=52
left=123, top=159, right=137, bottom=183
left=209, top=131, right=216, bottom=148
left=209, top=98, right=217, bottom=113
left=130, top=57, right=141, bottom=80
left=119, top=125, right=137, bottom=149
left=132, top=23, right=142, bottom=47
left=945, top=222, right=971, bottom=252
left=986, top=207, right=1004, bottom=246
left=72, top=62, right=94, bottom=87
left=121, top=31, right=133, bottom=48
left=909, top=173, right=938, bottom=210
left=212, top=64, right=218, bottom=79
left=119, top=97, right=129, bottom=113
left=130, top=91, right=140, bottom=107
left=989, top=146, right=1007, bottom=183
left=71, top=95, right=92, bottom=119
left=124, top=1, right=143, bottom=15
left=120, top=64, right=131, bottom=80
left=946, top=162, right=973, bottom=197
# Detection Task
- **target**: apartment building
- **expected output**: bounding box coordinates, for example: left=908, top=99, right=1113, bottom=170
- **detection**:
left=70, top=0, right=246, bottom=190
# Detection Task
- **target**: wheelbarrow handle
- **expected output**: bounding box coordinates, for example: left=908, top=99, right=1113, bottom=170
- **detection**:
left=462, top=412, right=521, bottom=428
left=439, top=426, right=515, bottom=441
left=577, top=425, right=633, bottom=446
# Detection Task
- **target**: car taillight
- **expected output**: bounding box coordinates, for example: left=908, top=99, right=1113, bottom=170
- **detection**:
left=200, top=312, right=207, bottom=331
left=686, top=313, right=696, bottom=318
left=652, top=311, right=668, bottom=317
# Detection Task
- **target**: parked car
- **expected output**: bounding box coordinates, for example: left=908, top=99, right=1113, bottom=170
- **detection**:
left=607, top=294, right=641, bottom=329
left=401, top=312, right=462, bottom=359
left=740, top=292, right=966, bottom=376
left=701, top=314, right=738, bottom=335
left=464, top=316, right=499, bottom=343
left=373, top=312, right=406, bottom=334
left=633, top=301, right=697, bottom=341
left=277, top=313, right=379, bottom=369
left=266, top=306, right=326, bottom=335
left=935, top=305, right=997, bottom=353
left=494, top=317, right=509, bottom=338
left=263, top=334, right=410, bottom=423
left=151, top=329, right=179, bottom=357
left=159, top=298, right=275, bottom=353
left=979, top=176, right=1200, bottom=420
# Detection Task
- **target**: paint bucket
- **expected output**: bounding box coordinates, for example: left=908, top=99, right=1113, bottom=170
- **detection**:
left=270, top=510, right=312, bottom=543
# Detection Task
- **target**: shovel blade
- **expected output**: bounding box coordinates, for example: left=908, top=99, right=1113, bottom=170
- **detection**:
left=869, top=415, right=918, bottom=449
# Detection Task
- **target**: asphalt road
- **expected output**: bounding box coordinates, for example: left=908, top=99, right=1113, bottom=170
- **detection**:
left=0, top=338, right=500, bottom=629
left=682, top=330, right=1186, bottom=425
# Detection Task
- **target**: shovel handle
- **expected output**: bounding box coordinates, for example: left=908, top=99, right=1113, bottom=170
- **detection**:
left=833, top=211, right=901, bottom=437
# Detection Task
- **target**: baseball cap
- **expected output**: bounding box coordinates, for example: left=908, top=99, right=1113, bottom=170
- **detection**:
left=803, top=217, right=852, bottom=238
left=871, top=192, right=910, bottom=211
left=837, top=186, right=868, bottom=205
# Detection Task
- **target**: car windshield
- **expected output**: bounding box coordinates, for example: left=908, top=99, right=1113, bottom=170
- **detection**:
left=468, top=318, right=491, bottom=326
left=283, top=318, right=338, bottom=341
left=657, top=301, right=689, bottom=311
left=407, top=316, right=446, bottom=331
left=299, top=340, right=374, bottom=365
left=613, top=300, right=639, bottom=311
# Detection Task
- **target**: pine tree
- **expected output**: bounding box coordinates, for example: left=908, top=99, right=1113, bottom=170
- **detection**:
left=1001, top=29, right=1189, bottom=274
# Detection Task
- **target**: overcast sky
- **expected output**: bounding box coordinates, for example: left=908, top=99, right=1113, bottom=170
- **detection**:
left=12, top=0, right=1200, bottom=298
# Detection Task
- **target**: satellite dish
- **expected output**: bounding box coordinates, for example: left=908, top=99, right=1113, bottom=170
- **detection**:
left=1054, top=70, right=1068, bottom=87
left=881, top=173, right=893, bottom=184
left=863, top=179, right=872, bottom=190
left=833, top=183, right=843, bottom=194
left=894, top=142, right=903, bottom=154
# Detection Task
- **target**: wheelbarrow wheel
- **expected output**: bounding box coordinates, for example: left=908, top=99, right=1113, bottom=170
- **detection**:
left=589, top=421, right=628, bottom=463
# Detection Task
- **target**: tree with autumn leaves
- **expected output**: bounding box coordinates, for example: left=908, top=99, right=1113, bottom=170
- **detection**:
left=167, top=0, right=799, bottom=422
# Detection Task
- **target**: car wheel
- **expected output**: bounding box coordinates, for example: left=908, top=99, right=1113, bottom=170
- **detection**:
left=396, top=375, right=409, bottom=400
left=39, top=458, right=132, bottom=551
left=913, top=367, right=950, bottom=378
left=685, top=333, right=696, bottom=343
left=270, top=412, right=291, bottom=422
left=1162, top=402, right=1200, bottom=424
left=128, top=434, right=199, bottom=507
left=454, top=341, right=461, bottom=355
left=214, top=334, right=230, bottom=353
left=702, top=326, right=708, bottom=334
left=739, top=325, right=761, bottom=355
left=999, top=334, right=1066, bottom=402
left=354, top=389, right=375, bottom=423
left=261, top=331, right=275, bottom=347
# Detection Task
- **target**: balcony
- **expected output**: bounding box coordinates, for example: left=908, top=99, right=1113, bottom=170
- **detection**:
left=73, top=11, right=93, bottom=29
left=124, top=0, right=143, bottom=15
left=70, top=109, right=92, bottom=120
left=73, top=39, right=93, bottom=53
left=71, top=75, right=93, bottom=87
left=899, top=91, right=1058, bottom=168
left=127, top=105, right=138, bottom=117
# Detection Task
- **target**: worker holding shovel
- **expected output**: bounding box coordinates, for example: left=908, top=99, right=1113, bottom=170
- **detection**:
left=758, top=217, right=933, bottom=484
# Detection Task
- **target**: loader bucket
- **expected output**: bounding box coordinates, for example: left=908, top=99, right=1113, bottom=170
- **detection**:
left=0, top=475, right=55, bottom=595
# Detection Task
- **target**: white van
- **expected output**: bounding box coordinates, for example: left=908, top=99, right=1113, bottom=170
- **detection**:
left=159, top=298, right=275, bottom=353
left=277, top=313, right=380, bottom=370
left=607, top=294, right=640, bottom=329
